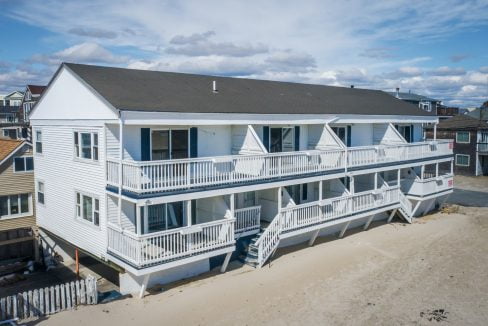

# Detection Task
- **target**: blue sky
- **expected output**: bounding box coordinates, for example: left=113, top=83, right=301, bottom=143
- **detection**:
left=1, top=0, right=487, bottom=107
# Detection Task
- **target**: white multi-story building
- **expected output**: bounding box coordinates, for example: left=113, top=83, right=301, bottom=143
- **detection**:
left=30, top=63, right=454, bottom=296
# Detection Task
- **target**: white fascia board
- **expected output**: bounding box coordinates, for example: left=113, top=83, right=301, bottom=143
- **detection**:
left=121, top=111, right=337, bottom=125
left=30, top=119, right=119, bottom=127
left=333, top=114, right=438, bottom=124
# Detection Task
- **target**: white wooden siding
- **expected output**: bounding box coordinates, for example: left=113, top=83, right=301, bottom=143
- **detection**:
left=33, top=125, right=108, bottom=258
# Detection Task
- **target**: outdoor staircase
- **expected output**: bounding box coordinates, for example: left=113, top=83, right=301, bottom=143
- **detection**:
left=239, top=227, right=265, bottom=267
left=397, top=191, right=413, bottom=223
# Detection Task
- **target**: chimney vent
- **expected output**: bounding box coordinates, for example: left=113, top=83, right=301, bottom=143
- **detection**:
left=212, top=80, right=218, bottom=93
left=350, top=85, right=354, bottom=88
left=395, top=87, right=400, bottom=98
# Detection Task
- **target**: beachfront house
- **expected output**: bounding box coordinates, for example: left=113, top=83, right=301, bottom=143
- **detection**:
left=29, top=63, right=454, bottom=296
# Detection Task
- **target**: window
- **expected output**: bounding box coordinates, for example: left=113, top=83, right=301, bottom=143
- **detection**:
left=455, top=154, right=470, bottom=167
left=270, top=127, right=295, bottom=153
left=74, top=132, right=99, bottom=161
left=3, top=129, right=18, bottom=139
left=37, top=181, right=45, bottom=204
left=146, top=202, right=184, bottom=232
left=35, top=130, right=42, bottom=153
left=0, top=193, right=31, bottom=218
left=14, top=157, right=34, bottom=172
left=419, top=102, right=431, bottom=112
left=75, top=192, right=99, bottom=226
left=456, top=131, right=470, bottom=144
left=151, top=129, right=189, bottom=160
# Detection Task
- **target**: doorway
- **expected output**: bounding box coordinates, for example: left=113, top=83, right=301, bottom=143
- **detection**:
left=151, top=129, right=189, bottom=160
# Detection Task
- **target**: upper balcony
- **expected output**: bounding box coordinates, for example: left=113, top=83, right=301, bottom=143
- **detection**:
left=105, top=123, right=453, bottom=196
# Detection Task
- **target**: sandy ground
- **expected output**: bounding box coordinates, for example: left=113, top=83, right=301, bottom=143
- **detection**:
left=37, top=176, right=488, bottom=325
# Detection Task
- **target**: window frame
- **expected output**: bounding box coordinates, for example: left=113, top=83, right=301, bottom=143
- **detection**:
left=455, top=131, right=470, bottom=144
left=37, top=180, right=45, bottom=205
left=35, top=130, right=43, bottom=154
left=73, top=131, right=99, bottom=162
left=13, top=156, right=34, bottom=173
left=455, top=154, right=470, bottom=167
left=0, top=193, right=32, bottom=219
left=150, top=128, right=190, bottom=161
left=74, top=191, right=100, bottom=227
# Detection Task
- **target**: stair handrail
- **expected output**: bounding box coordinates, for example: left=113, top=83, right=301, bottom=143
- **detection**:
left=398, top=191, right=413, bottom=215
left=255, top=213, right=282, bottom=267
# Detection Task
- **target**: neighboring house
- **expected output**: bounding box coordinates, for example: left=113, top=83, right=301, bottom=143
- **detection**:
left=0, top=139, right=38, bottom=264
left=425, top=115, right=488, bottom=176
left=436, top=105, right=460, bottom=120
left=0, top=91, right=24, bottom=107
left=30, top=63, right=453, bottom=296
left=0, top=106, right=24, bottom=140
left=21, top=85, right=47, bottom=123
left=465, top=106, right=488, bottom=122
left=386, top=88, right=441, bottom=114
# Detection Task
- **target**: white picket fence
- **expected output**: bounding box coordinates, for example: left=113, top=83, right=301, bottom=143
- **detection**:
left=0, top=276, right=97, bottom=321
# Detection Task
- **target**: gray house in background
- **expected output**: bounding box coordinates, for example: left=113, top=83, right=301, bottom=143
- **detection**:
left=386, top=89, right=441, bottom=114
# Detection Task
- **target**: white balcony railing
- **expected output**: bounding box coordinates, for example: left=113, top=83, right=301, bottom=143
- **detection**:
left=280, top=187, right=400, bottom=233
left=107, top=218, right=235, bottom=268
left=234, top=205, right=261, bottom=235
left=402, top=174, right=454, bottom=197
left=347, top=140, right=452, bottom=167
left=107, top=140, right=452, bottom=193
left=107, top=149, right=345, bottom=193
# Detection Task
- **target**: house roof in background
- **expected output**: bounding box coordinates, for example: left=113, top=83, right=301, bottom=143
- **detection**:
left=27, top=85, right=47, bottom=95
left=0, top=139, right=24, bottom=164
left=465, top=108, right=488, bottom=121
left=63, top=63, right=434, bottom=117
left=430, top=114, right=488, bottom=130
left=385, top=91, right=440, bottom=103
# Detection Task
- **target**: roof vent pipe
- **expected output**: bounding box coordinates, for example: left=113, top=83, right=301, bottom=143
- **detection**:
left=350, top=85, right=354, bottom=88
left=213, top=80, right=218, bottom=93
left=395, top=87, right=400, bottom=98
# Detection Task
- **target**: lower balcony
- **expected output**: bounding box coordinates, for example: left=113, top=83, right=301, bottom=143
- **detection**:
left=402, top=173, right=454, bottom=198
left=107, top=218, right=235, bottom=269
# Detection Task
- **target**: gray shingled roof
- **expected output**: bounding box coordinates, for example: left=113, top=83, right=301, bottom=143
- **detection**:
left=427, top=114, right=488, bottom=130
left=385, top=91, right=439, bottom=103
left=65, top=63, right=434, bottom=116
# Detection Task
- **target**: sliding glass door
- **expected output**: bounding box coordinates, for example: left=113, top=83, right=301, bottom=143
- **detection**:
left=270, top=127, right=294, bottom=153
left=151, top=129, right=189, bottom=160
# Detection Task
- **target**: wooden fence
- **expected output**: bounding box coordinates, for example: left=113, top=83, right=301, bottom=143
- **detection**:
left=0, top=275, right=98, bottom=321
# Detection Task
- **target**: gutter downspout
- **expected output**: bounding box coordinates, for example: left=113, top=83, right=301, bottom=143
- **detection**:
left=118, top=111, right=124, bottom=227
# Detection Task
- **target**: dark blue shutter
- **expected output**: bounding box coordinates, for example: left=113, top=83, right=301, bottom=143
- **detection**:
left=410, top=125, right=414, bottom=143
left=263, top=126, right=270, bottom=152
left=294, top=126, right=300, bottom=151
left=190, top=127, right=198, bottom=158
left=141, top=128, right=151, bottom=161
left=346, top=125, right=352, bottom=147
left=302, top=184, right=308, bottom=201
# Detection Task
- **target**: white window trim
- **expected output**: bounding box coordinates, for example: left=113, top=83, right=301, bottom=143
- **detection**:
left=455, top=154, right=470, bottom=167
left=0, top=193, right=33, bottom=220
left=74, top=190, right=100, bottom=227
left=456, top=131, right=470, bottom=144
left=36, top=180, right=45, bottom=206
left=73, top=130, right=100, bottom=163
left=150, top=128, right=190, bottom=161
left=35, top=129, right=43, bottom=155
left=13, top=156, right=34, bottom=173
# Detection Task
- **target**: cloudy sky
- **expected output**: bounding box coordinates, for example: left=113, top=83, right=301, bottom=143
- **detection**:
left=1, top=0, right=487, bottom=107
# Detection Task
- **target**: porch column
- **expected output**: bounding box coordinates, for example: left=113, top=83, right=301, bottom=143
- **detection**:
left=230, top=193, right=235, bottom=218
left=118, top=119, right=124, bottom=227
left=143, top=200, right=149, bottom=234
left=186, top=200, right=192, bottom=226
left=349, top=176, right=355, bottom=194
left=374, top=173, right=378, bottom=190
left=136, top=204, right=142, bottom=235
left=277, top=187, right=282, bottom=213
left=436, top=163, right=439, bottom=177
left=318, top=180, right=323, bottom=201
left=397, top=169, right=401, bottom=186
left=421, top=165, right=425, bottom=180
left=433, top=123, right=437, bottom=141
left=451, top=160, right=454, bottom=174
